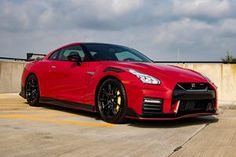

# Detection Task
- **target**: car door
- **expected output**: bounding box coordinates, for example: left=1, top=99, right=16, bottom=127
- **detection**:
left=47, top=45, right=90, bottom=104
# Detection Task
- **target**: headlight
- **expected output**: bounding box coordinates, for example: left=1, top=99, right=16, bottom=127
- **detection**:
left=128, top=69, right=161, bottom=85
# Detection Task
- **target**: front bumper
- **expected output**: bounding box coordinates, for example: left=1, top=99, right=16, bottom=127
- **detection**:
left=126, top=83, right=217, bottom=120
left=126, top=112, right=217, bottom=120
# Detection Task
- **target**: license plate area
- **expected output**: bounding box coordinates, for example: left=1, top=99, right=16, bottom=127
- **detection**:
left=178, top=100, right=214, bottom=113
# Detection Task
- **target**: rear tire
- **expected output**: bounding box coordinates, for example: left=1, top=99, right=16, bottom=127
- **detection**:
left=25, top=74, right=40, bottom=106
left=97, top=78, right=127, bottom=124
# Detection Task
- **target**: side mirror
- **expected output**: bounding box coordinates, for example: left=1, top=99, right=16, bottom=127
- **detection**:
left=67, top=55, right=81, bottom=65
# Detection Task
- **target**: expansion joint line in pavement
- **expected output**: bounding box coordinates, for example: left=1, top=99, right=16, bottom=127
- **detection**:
left=168, top=123, right=210, bottom=157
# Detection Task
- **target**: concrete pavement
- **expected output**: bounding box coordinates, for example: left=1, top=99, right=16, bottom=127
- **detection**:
left=0, top=93, right=235, bottom=157
left=171, top=109, right=236, bottom=157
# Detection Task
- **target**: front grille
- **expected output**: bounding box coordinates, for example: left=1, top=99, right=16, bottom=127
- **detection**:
left=176, top=83, right=208, bottom=91
left=172, top=82, right=216, bottom=114
left=172, top=83, right=215, bottom=101
left=142, top=98, right=163, bottom=116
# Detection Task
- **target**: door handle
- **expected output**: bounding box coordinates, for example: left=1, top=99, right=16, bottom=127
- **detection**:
left=51, top=65, right=56, bottom=69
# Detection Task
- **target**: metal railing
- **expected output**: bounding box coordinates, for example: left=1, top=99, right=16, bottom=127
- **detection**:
left=0, top=56, right=26, bottom=61
left=0, top=53, right=46, bottom=61
left=0, top=55, right=236, bottom=64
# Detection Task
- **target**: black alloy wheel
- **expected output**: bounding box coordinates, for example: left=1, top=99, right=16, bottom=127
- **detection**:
left=97, top=78, right=127, bottom=123
left=25, top=75, right=40, bottom=106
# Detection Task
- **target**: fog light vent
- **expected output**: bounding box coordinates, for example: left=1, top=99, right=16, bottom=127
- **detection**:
left=142, top=98, right=163, bottom=116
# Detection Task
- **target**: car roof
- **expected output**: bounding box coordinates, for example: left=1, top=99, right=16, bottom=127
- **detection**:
left=45, top=42, right=127, bottom=59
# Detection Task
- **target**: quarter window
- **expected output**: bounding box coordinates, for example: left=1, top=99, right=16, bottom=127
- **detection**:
left=58, top=45, right=85, bottom=61
left=48, top=50, right=60, bottom=60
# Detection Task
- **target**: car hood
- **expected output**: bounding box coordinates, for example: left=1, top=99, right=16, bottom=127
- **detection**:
left=107, top=61, right=207, bottom=83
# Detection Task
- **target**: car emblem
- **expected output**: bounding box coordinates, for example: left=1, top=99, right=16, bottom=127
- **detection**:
left=191, top=83, right=196, bottom=88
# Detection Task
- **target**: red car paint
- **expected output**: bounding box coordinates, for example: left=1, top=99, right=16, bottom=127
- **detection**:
left=20, top=42, right=217, bottom=120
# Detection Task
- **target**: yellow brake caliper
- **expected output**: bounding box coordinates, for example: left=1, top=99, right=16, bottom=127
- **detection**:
left=116, top=90, right=121, bottom=112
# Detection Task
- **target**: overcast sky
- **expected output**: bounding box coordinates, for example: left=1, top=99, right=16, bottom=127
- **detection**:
left=0, top=0, right=236, bottom=61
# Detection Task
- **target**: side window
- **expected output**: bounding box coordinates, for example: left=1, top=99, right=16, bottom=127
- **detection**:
left=48, top=50, right=60, bottom=60
left=58, top=45, right=85, bottom=61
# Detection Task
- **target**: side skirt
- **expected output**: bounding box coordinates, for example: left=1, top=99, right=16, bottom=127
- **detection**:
left=39, top=97, right=96, bottom=112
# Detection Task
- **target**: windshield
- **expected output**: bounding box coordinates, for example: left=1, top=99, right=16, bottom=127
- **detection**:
left=82, top=43, right=152, bottom=62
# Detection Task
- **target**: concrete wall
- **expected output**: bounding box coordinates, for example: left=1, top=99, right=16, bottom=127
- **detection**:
left=0, top=60, right=26, bottom=93
left=0, top=60, right=235, bottom=105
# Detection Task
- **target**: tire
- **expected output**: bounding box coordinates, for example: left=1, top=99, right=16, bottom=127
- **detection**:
left=97, top=78, right=127, bottom=124
left=25, top=74, right=40, bottom=106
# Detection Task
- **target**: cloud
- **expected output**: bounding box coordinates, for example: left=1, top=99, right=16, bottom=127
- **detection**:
left=173, top=0, right=232, bottom=20
left=154, top=18, right=213, bottom=44
left=111, top=0, right=142, bottom=15
left=0, top=0, right=236, bottom=60
left=219, top=19, right=236, bottom=37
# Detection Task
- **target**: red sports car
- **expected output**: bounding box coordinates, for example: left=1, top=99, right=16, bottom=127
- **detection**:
left=20, top=42, right=217, bottom=123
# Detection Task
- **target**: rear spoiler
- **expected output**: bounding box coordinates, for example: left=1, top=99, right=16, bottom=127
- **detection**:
left=27, top=53, right=46, bottom=61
